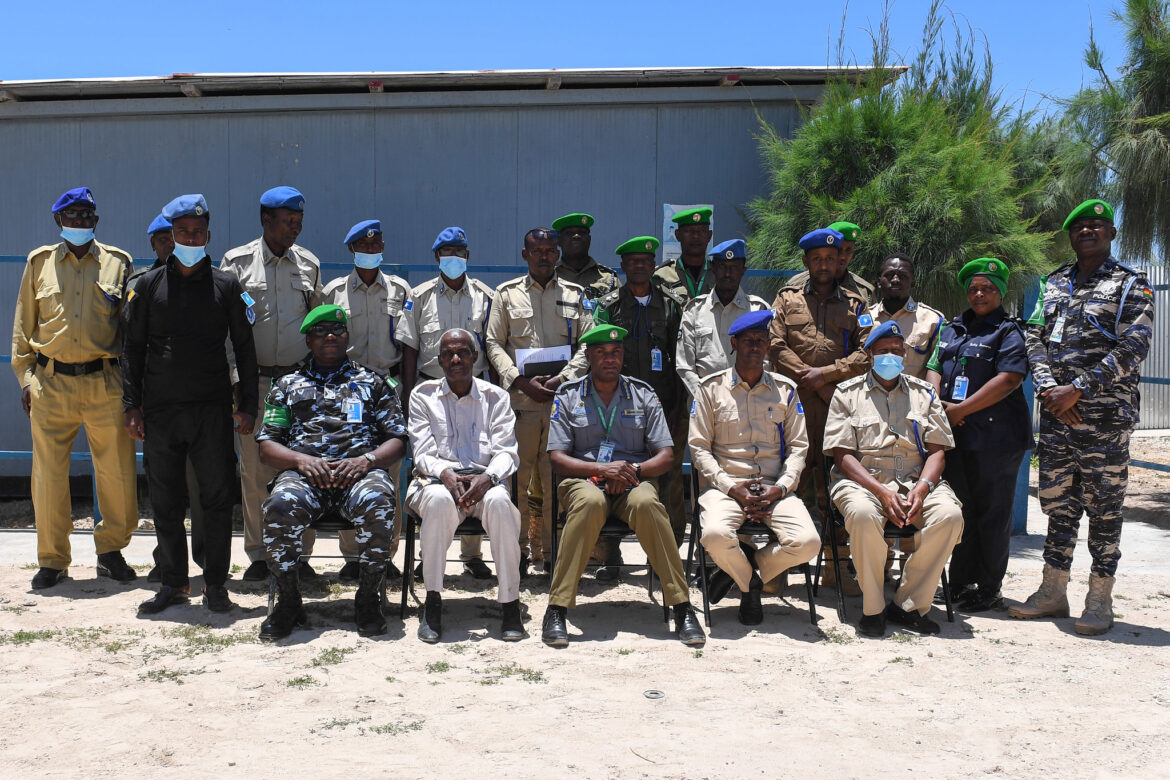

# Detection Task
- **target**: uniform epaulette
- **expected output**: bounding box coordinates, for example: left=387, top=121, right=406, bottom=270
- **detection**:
left=410, top=276, right=440, bottom=296
left=659, top=285, right=688, bottom=309
left=497, top=275, right=528, bottom=291
left=767, top=370, right=799, bottom=391
left=837, top=374, right=867, bottom=390
left=623, top=375, right=655, bottom=393
left=557, top=277, right=585, bottom=295
left=1110, top=258, right=1143, bottom=276
left=682, top=293, right=709, bottom=311
left=321, top=275, right=347, bottom=294
left=27, top=243, right=59, bottom=261
left=698, top=368, right=732, bottom=389
left=469, top=277, right=495, bottom=296
left=221, top=238, right=261, bottom=263
left=748, top=294, right=772, bottom=310
left=596, top=288, right=621, bottom=310
left=385, top=273, right=412, bottom=293
left=99, top=242, right=134, bottom=265
left=903, top=374, right=934, bottom=392
left=916, top=300, right=944, bottom=317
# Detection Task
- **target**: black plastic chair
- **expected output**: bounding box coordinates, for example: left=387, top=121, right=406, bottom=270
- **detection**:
left=549, top=474, right=676, bottom=624
left=687, top=468, right=818, bottom=628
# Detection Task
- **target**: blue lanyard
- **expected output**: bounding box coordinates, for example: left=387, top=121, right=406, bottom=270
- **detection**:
left=632, top=302, right=649, bottom=339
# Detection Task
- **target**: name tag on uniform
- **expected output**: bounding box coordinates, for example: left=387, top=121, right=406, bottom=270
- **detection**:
left=858, top=314, right=873, bottom=327
left=622, top=408, right=644, bottom=418
left=343, top=398, right=363, bottom=422
left=597, top=439, right=615, bottom=463
left=952, top=375, right=969, bottom=401
left=651, top=348, right=663, bottom=372
left=1050, top=315, right=1066, bottom=344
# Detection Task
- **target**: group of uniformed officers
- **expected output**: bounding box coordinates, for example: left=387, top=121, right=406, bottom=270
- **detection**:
left=13, top=186, right=1152, bottom=645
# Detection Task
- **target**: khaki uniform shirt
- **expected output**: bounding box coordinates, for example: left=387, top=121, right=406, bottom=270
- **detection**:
left=823, top=372, right=954, bottom=488
left=688, top=368, right=808, bottom=496
left=398, top=275, right=493, bottom=378
left=219, top=238, right=322, bottom=367
left=768, top=281, right=872, bottom=386
left=789, top=269, right=875, bottom=305
left=869, top=297, right=945, bottom=380
left=321, top=269, right=412, bottom=375
left=653, top=257, right=714, bottom=302
left=484, top=274, right=592, bottom=411
left=555, top=257, right=619, bottom=304
left=12, top=241, right=133, bottom=387
left=677, top=288, right=771, bottom=399
left=406, top=377, right=518, bottom=486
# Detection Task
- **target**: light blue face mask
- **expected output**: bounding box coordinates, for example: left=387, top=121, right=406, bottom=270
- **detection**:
left=872, top=353, right=904, bottom=381
left=354, top=252, right=382, bottom=269
left=438, top=254, right=467, bottom=279
left=60, top=226, right=95, bottom=245
left=173, top=242, right=207, bottom=267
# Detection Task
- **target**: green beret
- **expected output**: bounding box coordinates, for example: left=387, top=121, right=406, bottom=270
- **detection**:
left=579, top=324, right=629, bottom=345
left=958, top=258, right=1010, bottom=297
left=300, top=304, right=348, bottom=333
left=827, top=221, right=861, bottom=241
left=552, top=213, right=594, bottom=232
left=671, top=207, right=712, bottom=226
left=1062, top=199, right=1114, bottom=231
left=615, top=235, right=660, bottom=256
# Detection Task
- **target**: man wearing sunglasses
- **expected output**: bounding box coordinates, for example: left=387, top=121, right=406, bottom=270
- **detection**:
left=12, top=187, right=139, bottom=590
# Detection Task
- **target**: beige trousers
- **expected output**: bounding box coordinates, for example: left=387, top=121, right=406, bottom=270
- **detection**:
left=514, top=407, right=553, bottom=561
left=699, top=490, right=820, bottom=591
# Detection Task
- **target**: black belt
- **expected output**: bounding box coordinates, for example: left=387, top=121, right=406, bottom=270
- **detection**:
left=36, top=353, right=114, bottom=376
left=258, top=364, right=298, bottom=378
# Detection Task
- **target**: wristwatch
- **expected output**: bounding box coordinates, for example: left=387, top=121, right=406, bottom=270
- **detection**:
left=362, top=452, right=376, bottom=464
left=917, top=477, right=936, bottom=492
left=635, top=463, right=643, bottom=479
left=488, top=473, right=501, bottom=487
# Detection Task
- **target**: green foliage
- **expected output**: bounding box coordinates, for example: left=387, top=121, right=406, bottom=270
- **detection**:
left=1060, top=0, right=1170, bottom=262
left=747, top=1, right=1053, bottom=314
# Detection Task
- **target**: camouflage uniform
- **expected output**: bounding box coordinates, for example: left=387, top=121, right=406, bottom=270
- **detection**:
left=256, top=359, right=407, bottom=573
left=1026, top=257, right=1154, bottom=577
left=652, top=257, right=714, bottom=302
left=556, top=257, right=620, bottom=304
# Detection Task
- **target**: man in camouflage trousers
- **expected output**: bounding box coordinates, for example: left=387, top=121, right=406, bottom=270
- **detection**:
left=256, top=305, right=407, bottom=641
left=1010, top=199, right=1154, bottom=636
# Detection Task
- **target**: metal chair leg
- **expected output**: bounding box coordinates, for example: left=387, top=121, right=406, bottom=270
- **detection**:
left=802, top=563, right=818, bottom=624
left=827, top=524, right=847, bottom=622
left=399, top=515, right=416, bottom=619
left=941, top=568, right=955, bottom=623
left=697, top=542, right=713, bottom=628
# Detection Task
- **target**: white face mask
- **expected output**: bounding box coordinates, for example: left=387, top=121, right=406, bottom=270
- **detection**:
left=354, top=252, right=382, bottom=269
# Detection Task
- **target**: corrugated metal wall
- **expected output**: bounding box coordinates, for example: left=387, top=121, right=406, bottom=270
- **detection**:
left=0, top=85, right=807, bottom=475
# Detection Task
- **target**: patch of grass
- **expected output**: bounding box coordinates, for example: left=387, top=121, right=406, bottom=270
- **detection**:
left=1029, top=454, right=1039, bottom=469
left=384, top=676, right=397, bottom=683
left=426, top=661, right=452, bottom=674
left=617, top=648, right=633, bottom=656
left=817, top=627, right=856, bottom=645
left=230, top=564, right=243, bottom=574
left=20, top=563, right=39, bottom=570
left=693, top=650, right=704, bottom=659
left=446, top=643, right=468, bottom=655
left=286, top=675, right=321, bottom=689
left=1, top=629, right=57, bottom=644
left=138, top=667, right=207, bottom=684
left=314, top=716, right=371, bottom=733
left=311, top=647, right=357, bottom=667
left=0, top=605, right=28, bottom=615
left=479, top=663, right=545, bottom=684
left=156, top=625, right=258, bottom=658
left=367, top=720, right=424, bottom=736
left=888, top=632, right=919, bottom=644
left=888, top=656, right=913, bottom=664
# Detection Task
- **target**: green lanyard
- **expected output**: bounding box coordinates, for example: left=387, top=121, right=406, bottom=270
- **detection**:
left=679, top=258, right=708, bottom=298
left=594, top=398, right=619, bottom=439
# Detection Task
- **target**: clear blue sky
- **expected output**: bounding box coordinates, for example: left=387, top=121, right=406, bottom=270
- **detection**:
left=0, top=0, right=1127, bottom=111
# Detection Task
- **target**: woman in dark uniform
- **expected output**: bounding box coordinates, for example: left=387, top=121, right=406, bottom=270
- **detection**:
left=926, top=258, right=1033, bottom=611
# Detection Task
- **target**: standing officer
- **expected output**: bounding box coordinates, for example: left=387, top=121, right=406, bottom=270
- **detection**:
left=769, top=228, right=872, bottom=594
left=676, top=239, right=771, bottom=400
left=593, top=235, right=687, bottom=572
left=484, top=227, right=591, bottom=574
left=823, top=320, right=963, bottom=637
left=690, top=311, right=819, bottom=625
left=321, top=219, right=412, bottom=582
left=399, top=226, right=496, bottom=580
left=136, top=213, right=208, bottom=584
left=12, top=187, right=138, bottom=589
left=1011, top=199, right=1154, bottom=635
left=220, top=186, right=322, bottom=582
left=407, top=329, right=524, bottom=643
left=542, top=324, right=705, bottom=648
left=256, top=305, right=407, bottom=640
left=552, top=212, right=619, bottom=302
left=871, top=253, right=945, bottom=379
left=788, top=221, right=876, bottom=304
left=653, top=207, right=715, bottom=301
left=123, top=195, right=259, bottom=614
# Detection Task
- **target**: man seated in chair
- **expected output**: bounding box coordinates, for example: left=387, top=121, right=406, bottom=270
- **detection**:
left=541, top=324, right=705, bottom=648
left=823, top=319, right=963, bottom=638
left=255, top=305, right=407, bottom=641
left=407, top=329, right=525, bottom=644
left=689, top=310, right=820, bottom=625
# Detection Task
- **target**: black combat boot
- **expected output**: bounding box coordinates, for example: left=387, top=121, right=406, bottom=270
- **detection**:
left=355, top=566, right=387, bottom=637
left=418, top=591, right=442, bottom=644
left=259, top=567, right=306, bottom=642
left=501, top=599, right=526, bottom=642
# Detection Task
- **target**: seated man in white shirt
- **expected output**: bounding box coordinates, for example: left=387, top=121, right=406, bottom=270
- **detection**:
left=406, top=329, right=525, bottom=643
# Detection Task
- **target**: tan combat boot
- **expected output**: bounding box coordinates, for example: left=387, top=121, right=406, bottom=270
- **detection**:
left=1074, top=574, right=1115, bottom=635
left=1008, top=564, right=1070, bottom=619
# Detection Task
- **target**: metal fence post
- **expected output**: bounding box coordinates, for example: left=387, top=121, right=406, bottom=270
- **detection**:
left=1013, top=279, right=1042, bottom=535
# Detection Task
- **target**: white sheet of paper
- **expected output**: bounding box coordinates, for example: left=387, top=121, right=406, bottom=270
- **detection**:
left=515, top=345, right=571, bottom=373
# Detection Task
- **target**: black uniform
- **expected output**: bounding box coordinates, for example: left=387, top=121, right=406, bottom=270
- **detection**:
left=928, top=306, right=1032, bottom=595
left=121, top=256, right=259, bottom=589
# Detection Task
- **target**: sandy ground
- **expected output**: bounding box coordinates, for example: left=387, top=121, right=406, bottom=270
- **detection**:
left=2, top=460, right=1169, bottom=778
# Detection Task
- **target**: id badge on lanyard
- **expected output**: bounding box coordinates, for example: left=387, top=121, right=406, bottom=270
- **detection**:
left=651, top=348, right=663, bottom=372
left=343, top=397, right=363, bottom=422
left=597, top=439, right=616, bottom=463
left=952, top=375, right=969, bottom=401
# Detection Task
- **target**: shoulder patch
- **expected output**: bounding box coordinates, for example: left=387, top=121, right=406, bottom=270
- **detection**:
left=597, top=289, right=621, bottom=309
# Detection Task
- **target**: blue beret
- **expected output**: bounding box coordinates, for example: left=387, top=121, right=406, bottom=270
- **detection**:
left=432, top=226, right=468, bottom=252
left=147, top=214, right=172, bottom=236
left=260, top=186, right=305, bottom=211
left=161, top=194, right=209, bottom=221
left=799, top=228, right=845, bottom=251
left=344, top=219, right=381, bottom=245
left=864, top=319, right=903, bottom=349
left=51, top=187, right=96, bottom=213
left=728, top=309, right=774, bottom=336
left=709, top=238, right=746, bottom=261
